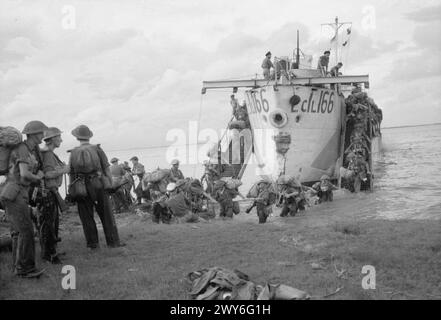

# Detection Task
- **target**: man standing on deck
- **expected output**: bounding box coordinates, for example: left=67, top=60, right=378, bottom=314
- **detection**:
left=68, top=125, right=123, bottom=249
left=317, top=51, right=331, bottom=75
left=330, top=62, right=343, bottom=77
left=262, top=52, right=274, bottom=80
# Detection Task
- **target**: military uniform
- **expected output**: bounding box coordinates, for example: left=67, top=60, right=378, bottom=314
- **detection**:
left=348, top=156, right=369, bottom=193
left=69, top=126, right=121, bottom=249
left=312, top=176, right=337, bottom=203
left=39, top=146, right=66, bottom=262
left=109, top=160, right=128, bottom=212
left=170, top=167, right=184, bottom=182
left=4, top=141, right=39, bottom=275
left=216, top=187, right=239, bottom=218
left=279, top=185, right=300, bottom=217
left=131, top=160, right=145, bottom=204
left=262, top=53, right=274, bottom=80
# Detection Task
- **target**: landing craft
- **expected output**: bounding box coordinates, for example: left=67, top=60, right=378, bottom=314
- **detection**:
left=201, top=17, right=382, bottom=189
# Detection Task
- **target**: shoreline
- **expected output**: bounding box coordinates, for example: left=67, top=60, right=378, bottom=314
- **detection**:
left=1, top=195, right=440, bottom=300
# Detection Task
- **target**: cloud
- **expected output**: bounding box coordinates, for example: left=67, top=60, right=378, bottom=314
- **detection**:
left=1, top=0, right=441, bottom=157
left=405, top=4, right=441, bottom=22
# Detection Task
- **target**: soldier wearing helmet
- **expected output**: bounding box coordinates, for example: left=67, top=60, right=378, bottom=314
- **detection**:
left=347, top=154, right=371, bottom=193
left=2, top=120, right=48, bottom=277
left=277, top=175, right=307, bottom=217
left=39, top=127, right=70, bottom=264
left=312, top=175, right=338, bottom=203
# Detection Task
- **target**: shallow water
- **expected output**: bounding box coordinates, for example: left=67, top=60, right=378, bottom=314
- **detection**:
left=78, top=124, right=441, bottom=221
left=369, top=124, right=441, bottom=220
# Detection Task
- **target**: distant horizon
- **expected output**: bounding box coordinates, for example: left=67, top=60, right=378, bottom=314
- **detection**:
left=382, top=122, right=441, bottom=130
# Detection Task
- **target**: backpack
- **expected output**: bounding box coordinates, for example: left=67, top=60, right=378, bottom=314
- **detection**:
left=0, top=127, right=23, bottom=175
left=70, top=144, right=102, bottom=174
left=144, top=169, right=171, bottom=183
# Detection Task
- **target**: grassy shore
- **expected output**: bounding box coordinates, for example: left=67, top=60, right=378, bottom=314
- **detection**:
left=1, top=191, right=440, bottom=300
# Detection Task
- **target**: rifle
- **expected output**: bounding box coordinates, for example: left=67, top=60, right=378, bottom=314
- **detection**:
left=107, top=180, right=130, bottom=194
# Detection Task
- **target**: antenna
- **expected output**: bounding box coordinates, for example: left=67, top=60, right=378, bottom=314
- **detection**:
left=296, top=30, right=300, bottom=69
left=322, top=17, right=352, bottom=65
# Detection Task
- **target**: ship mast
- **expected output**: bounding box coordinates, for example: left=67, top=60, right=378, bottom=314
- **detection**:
left=322, top=17, right=352, bottom=66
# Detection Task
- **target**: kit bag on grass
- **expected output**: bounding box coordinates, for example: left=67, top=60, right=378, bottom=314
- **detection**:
left=0, top=126, right=23, bottom=175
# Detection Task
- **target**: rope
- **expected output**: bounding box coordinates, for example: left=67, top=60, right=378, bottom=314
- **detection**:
left=192, top=94, right=204, bottom=177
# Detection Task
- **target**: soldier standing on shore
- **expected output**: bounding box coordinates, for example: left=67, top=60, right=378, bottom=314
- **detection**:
left=40, top=127, right=70, bottom=264
left=130, top=156, right=146, bottom=204
left=68, top=125, right=124, bottom=249
left=2, top=121, right=48, bottom=277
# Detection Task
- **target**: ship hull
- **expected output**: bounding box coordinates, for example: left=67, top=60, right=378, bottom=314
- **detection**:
left=244, top=85, right=380, bottom=183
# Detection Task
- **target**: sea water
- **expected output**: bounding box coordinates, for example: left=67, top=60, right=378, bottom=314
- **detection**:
left=60, top=124, right=441, bottom=221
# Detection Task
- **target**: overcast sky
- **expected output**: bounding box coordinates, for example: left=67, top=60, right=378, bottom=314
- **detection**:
left=1, top=0, right=440, bottom=154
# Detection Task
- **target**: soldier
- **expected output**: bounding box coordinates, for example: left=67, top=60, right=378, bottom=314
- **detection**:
left=109, top=158, right=128, bottom=213
left=169, top=159, right=184, bottom=182
left=312, top=175, right=338, bottom=203
left=330, top=62, right=343, bottom=77
left=122, top=162, right=134, bottom=206
left=214, top=180, right=239, bottom=219
left=68, top=125, right=123, bottom=249
left=262, top=51, right=274, bottom=80
left=277, top=176, right=306, bottom=217
left=40, top=127, right=70, bottom=264
left=201, top=160, right=219, bottom=196
left=348, top=153, right=371, bottom=193
left=230, top=95, right=239, bottom=119
left=151, top=183, right=177, bottom=224
left=245, top=181, right=277, bottom=224
left=317, top=51, right=331, bottom=75
left=130, top=156, right=146, bottom=204
left=2, top=121, right=48, bottom=277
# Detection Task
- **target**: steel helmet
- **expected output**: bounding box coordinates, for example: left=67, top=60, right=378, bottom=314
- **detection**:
left=22, top=121, right=48, bottom=135
left=320, top=175, right=330, bottom=181
left=71, top=125, right=93, bottom=140
left=166, top=183, right=177, bottom=192
left=43, top=127, right=62, bottom=141
left=171, top=159, right=179, bottom=165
